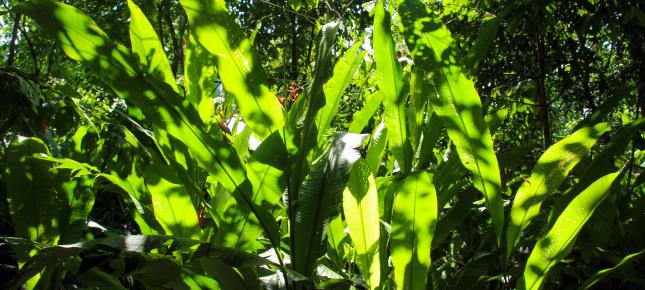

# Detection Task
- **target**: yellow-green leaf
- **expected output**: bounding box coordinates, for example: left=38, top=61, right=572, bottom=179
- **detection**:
left=391, top=172, right=438, bottom=290
left=343, top=159, right=381, bottom=289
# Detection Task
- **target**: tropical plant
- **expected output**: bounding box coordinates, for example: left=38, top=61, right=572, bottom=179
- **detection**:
left=1, top=0, right=643, bottom=289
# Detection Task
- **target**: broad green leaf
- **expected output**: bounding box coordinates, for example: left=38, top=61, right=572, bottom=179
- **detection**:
left=408, top=67, right=431, bottom=153
left=293, top=133, right=367, bottom=277
left=16, top=0, right=280, bottom=254
left=374, top=0, right=413, bottom=174
left=180, top=0, right=283, bottom=140
left=144, top=163, right=201, bottom=239
left=77, top=268, right=128, bottom=290
left=578, top=249, right=645, bottom=290
left=348, top=91, right=383, bottom=133
left=184, top=32, right=217, bottom=123
left=507, top=123, right=610, bottom=255
left=519, top=171, right=622, bottom=290
left=127, top=0, right=177, bottom=92
left=398, top=0, right=504, bottom=243
left=365, top=122, right=388, bottom=176
left=391, top=172, right=438, bottom=290
left=5, top=137, right=64, bottom=246
left=317, top=40, right=366, bottom=141
left=414, top=112, right=442, bottom=170
left=342, top=159, right=381, bottom=289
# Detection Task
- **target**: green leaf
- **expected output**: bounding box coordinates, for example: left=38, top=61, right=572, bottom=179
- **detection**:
left=373, top=0, right=413, bottom=174
left=293, top=133, right=367, bottom=277
left=348, top=91, right=383, bottom=134
left=578, top=249, right=645, bottom=290
left=519, top=171, right=622, bottom=290
left=180, top=0, right=284, bottom=140
left=398, top=0, right=504, bottom=244
left=342, top=159, right=381, bottom=289
left=144, top=163, right=201, bottom=239
left=462, top=12, right=505, bottom=75
left=391, top=172, right=438, bottom=290
left=365, top=122, right=388, bottom=176
left=5, top=137, right=65, bottom=246
left=127, top=0, right=177, bottom=92
left=506, top=123, right=610, bottom=255
left=317, top=40, right=366, bottom=141
left=184, top=32, right=217, bottom=123
left=16, top=0, right=280, bottom=255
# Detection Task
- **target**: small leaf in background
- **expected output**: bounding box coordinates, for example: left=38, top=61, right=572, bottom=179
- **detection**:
left=391, top=171, right=438, bottom=290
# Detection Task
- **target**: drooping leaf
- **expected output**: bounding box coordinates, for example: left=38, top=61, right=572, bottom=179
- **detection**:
left=293, top=133, right=367, bottom=277
left=373, top=0, right=413, bottom=174
left=342, top=159, right=381, bottom=289
left=518, top=171, right=622, bottom=290
left=506, top=123, right=610, bottom=255
left=462, top=11, right=505, bottom=75
left=391, top=172, right=438, bottom=290
left=180, top=0, right=283, bottom=140
left=398, top=0, right=504, bottom=243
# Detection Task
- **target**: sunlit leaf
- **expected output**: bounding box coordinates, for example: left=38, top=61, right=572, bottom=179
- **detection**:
left=507, top=123, right=610, bottom=256
left=342, top=159, right=381, bottom=289
left=398, top=0, right=504, bottom=244
left=391, top=171, right=438, bottom=290
left=374, top=0, right=413, bottom=174
left=519, top=171, right=622, bottom=290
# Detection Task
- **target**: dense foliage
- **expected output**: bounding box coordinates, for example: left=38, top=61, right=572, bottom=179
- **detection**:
left=1, top=0, right=644, bottom=289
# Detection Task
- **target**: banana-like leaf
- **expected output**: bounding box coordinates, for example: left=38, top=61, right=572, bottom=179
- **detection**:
left=184, top=32, right=218, bottom=123
left=348, top=91, right=383, bottom=134
left=365, top=122, right=388, bottom=176
left=127, top=0, right=178, bottom=92
left=293, top=133, right=367, bottom=277
left=317, top=40, right=366, bottom=141
left=507, top=123, right=610, bottom=255
left=578, top=249, right=645, bottom=290
left=342, top=159, right=381, bottom=289
left=144, top=163, right=201, bottom=239
left=391, top=172, right=438, bottom=290
left=398, top=0, right=504, bottom=243
left=5, top=137, right=65, bottom=246
left=519, top=171, right=622, bottom=290
left=16, top=0, right=280, bottom=254
left=180, top=0, right=283, bottom=140
left=373, top=0, right=413, bottom=174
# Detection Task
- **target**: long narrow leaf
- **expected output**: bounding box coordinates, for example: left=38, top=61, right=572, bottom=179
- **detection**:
left=127, top=0, right=178, bottom=92
left=578, top=249, right=645, bottom=290
left=391, top=172, right=438, bottom=290
left=342, top=159, right=381, bottom=289
left=317, top=40, right=366, bottom=141
left=293, top=133, right=367, bottom=277
left=398, top=0, right=504, bottom=243
left=519, top=171, right=622, bottom=290
left=506, top=123, right=610, bottom=256
left=373, top=0, right=413, bottom=174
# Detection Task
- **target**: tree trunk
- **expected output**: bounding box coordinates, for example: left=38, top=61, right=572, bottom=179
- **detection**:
left=535, top=31, right=551, bottom=148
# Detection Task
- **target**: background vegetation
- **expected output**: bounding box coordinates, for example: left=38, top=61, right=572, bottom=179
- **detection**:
left=0, top=0, right=643, bottom=289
